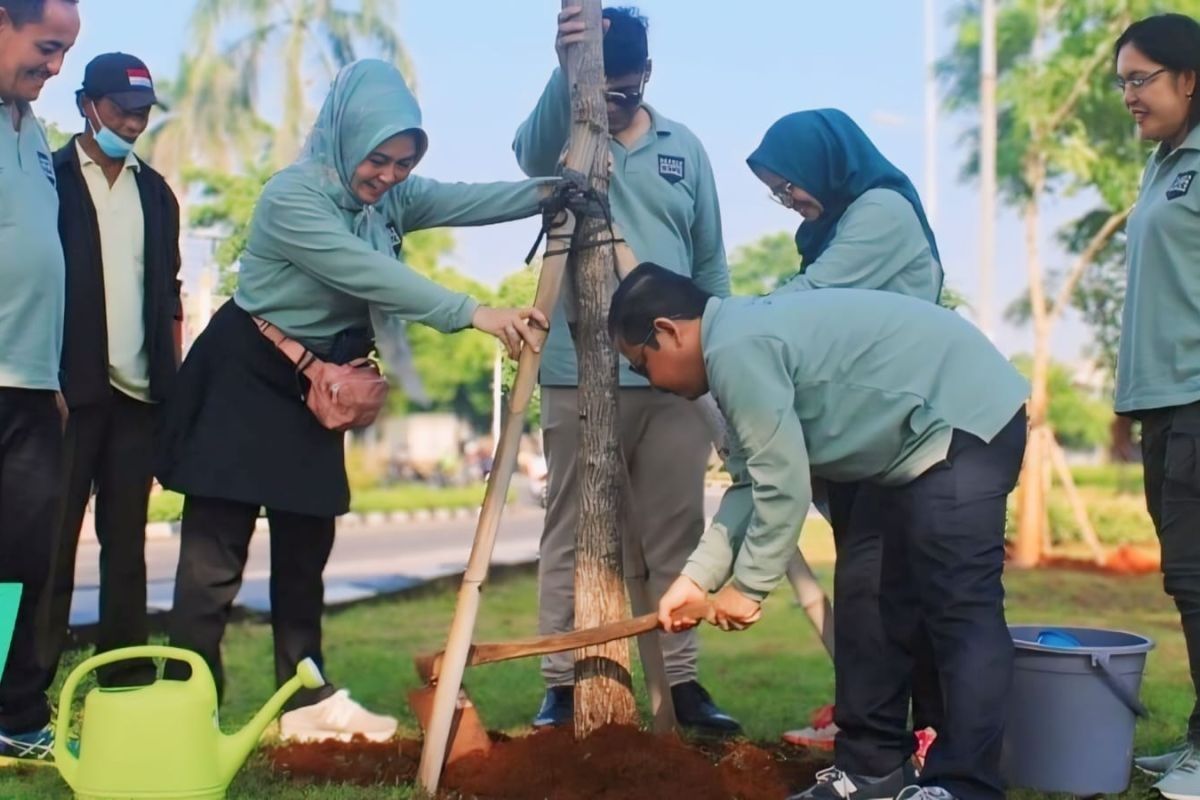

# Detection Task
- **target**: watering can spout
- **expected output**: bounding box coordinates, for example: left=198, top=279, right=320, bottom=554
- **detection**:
left=219, top=658, right=325, bottom=784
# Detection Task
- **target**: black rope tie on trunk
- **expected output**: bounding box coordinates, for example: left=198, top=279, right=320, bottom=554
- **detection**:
left=525, top=169, right=625, bottom=277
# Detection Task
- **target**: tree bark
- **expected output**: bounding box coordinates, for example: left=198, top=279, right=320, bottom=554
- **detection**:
left=561, top=0, right=637, bottom=736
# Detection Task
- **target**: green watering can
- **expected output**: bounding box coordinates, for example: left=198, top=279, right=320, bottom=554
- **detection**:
left=54, top=645, right=325, bottom=799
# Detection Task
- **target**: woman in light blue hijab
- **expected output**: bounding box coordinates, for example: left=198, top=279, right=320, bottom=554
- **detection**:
left=159, top=60, right=555, bottom=742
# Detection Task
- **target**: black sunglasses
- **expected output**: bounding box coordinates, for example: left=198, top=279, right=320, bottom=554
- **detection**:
left=605, top=89, right=644, bottom=109
left=605, top=73, right=648, bottom=110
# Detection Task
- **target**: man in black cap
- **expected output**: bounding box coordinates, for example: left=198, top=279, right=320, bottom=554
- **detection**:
left=36, top=51, right=182, bottom=690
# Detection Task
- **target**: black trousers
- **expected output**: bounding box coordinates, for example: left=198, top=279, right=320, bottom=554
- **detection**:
left=39, top=389, right=156, bottom=688
left=829, top=481, right=944, bottom=776
left=848, top=411, right=1026, bottom=800
left=165, top=495, right=336, bottom=710
left=1140, top=401, right=1200, bottom=743
left=0, top=389, right=62, bottom=734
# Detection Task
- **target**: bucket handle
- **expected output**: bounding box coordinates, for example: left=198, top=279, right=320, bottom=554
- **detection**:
left=1090, top=652, right=1149, bottom=718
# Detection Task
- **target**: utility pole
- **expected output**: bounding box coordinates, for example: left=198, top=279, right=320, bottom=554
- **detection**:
left=980, top=0, right=998, bottom=338
left=924, top=0, right=939, bottom=227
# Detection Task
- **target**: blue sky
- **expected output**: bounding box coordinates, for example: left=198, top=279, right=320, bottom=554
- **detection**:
left=35, top=0, right=1124, bottom=362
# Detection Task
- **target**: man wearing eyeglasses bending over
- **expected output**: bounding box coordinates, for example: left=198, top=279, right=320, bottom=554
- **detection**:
left=513, top=5, right=735, bottom=734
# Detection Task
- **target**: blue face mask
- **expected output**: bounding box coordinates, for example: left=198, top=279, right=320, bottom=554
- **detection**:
left=87, top=115, right=135, bottom=160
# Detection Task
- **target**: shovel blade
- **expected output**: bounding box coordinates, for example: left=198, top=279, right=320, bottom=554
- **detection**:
left=409, top=685, right=493, bottom=764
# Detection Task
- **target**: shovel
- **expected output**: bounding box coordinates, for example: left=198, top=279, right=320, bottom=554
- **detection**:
left=409, top=601, right=713, bottom=764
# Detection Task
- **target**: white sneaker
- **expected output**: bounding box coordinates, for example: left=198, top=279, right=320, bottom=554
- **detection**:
left=279, top=689, right=398, bottom=743
left=895, top=788, right=957, bottom=800
left=1157, top=746, right=1200, bottom=800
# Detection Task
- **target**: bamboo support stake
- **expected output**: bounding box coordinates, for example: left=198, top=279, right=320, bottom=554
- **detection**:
left=1048, top=432, right=1107, bottom=566
left=415, top=210, right=577, bottom=794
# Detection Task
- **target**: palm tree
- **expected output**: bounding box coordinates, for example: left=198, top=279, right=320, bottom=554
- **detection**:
left=150, top=0, right=411, bottom=177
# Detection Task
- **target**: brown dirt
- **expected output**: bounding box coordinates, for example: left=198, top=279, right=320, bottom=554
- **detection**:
left=1039, top=543, right=1161, bottom=576
left=266, top=725, right=828, bottom=799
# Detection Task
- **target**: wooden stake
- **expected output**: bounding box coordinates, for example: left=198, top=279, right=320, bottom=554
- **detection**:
left=1048, top=431, right=1107, bottom=566
left=415, top=211, right=576, bottom=794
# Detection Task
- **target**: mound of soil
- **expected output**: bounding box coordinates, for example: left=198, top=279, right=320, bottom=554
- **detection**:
left=1040, top=543, right=1160, bottom=576
left=266, top=725, right=828, bottom=799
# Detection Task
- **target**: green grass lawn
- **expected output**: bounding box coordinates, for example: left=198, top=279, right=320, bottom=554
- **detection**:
left=1, top=522, right=1185, bottom=799
left=147, top=483, right=495, bottom=523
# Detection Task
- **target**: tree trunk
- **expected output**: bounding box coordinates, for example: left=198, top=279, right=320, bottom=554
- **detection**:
left=561, top=0, right=637, bottom=736
left=1014, top=163, right=1050, bottom=567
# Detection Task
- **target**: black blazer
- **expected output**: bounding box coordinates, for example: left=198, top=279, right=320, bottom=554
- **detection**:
left=53, top=137, right=182, bottom=407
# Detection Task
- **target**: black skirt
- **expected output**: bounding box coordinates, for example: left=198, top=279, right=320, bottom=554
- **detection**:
left=156, top=300, right=368, bottom=518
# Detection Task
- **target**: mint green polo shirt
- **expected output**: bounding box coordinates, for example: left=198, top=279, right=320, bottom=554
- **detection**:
left=0, top=100, right=65, bottom=390
left=1115, top=124, right=1200, bottom=414
left=235, top=169, right=548, bottom=349
left=684, top=291, right=1029, bottom=601
left=775, top=188, right=943, bottom=302
left=514, top=69, right=730, bottom=387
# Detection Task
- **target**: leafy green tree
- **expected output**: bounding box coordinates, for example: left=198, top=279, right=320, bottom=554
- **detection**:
left=40, top=119, right=72, bottom=150
left=1011, top=354, right=1111, bottom=450
left=939, top=0, right=1160, bottom=564
left=399, top=230, right=498, bottom=427
left=188, top=166, right=272, bottom=295
left=169, top=0, right=410, bottom=171
left=496, top=264, right=543, bottom=427
left=728, top=232, right=796, bottom=295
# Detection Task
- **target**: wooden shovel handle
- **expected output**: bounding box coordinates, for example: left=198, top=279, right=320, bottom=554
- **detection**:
left=416, top=601, right=712, bottom=683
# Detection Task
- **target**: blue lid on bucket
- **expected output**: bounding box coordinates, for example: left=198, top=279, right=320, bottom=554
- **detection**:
left=1035, top=629, right=1083, bottom=649
left=1011, top=624, right=1154, bottom=655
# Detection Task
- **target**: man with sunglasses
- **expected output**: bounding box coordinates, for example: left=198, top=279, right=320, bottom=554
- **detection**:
left=513, top=5, right=735, bottom=733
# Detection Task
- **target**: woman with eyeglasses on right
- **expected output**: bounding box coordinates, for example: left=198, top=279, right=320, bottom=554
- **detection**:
left=747, top=110, right=958, bottom=800
left=1113, top=14, right=1200, bottom=797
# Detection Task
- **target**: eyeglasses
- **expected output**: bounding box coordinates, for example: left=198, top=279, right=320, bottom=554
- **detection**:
left=606, top=73, right=647, bottom=109
left=1114, top=68, right=1167, bottom=93
left=628, top=325, right=658, bottom=378
left=769, top=182, right=795, bottom=208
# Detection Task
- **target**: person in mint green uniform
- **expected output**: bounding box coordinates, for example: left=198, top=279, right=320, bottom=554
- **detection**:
left=1112, top=15, right=1200, bottom=797
left=157, top=59, right=552, bottom=744
left=0, top=0, right=79, bottom=763
left=746, top=109, right=946, bottom=797
left=513, top=5, right=737, bottom=733
left=610, top=264, right=1028, bottom=800
left=748, top=109, right=943, bottom=300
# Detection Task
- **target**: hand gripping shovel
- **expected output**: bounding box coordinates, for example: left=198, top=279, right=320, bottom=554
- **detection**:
left=408, top=602, right=713, bottom=764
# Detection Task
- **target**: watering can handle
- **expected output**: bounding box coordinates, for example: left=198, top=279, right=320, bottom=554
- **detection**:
left=1089, top=652, right=1149, bottom=718
left=55, top=645, right=211, bottom=755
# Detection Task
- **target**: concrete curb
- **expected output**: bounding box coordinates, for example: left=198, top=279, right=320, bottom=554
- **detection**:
left=84, top=505, right=486, bottom=542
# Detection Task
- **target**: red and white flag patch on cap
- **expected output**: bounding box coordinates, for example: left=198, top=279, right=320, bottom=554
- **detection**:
left=126, top=67, right=153, bottom=89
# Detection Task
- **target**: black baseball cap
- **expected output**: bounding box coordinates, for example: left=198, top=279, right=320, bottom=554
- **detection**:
left=80, top=53, right=157, bottom=112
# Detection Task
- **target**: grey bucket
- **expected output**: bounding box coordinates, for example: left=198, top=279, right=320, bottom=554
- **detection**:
left=1000, top=625, right=1154, bottom=795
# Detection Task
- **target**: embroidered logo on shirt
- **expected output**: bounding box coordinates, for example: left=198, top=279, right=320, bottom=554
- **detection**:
left=37, top=151, right=55, bottom=187
left=658, top=154, right=685, bottom=185
left=1167, top=170, right=1196, bottom=200
left=386, top=222, right=403, bottom=257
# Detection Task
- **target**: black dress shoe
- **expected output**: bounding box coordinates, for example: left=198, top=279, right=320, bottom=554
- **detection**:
left=671, top=680, right=742, bottom=734
left=532, top=686, right=574, bottom=728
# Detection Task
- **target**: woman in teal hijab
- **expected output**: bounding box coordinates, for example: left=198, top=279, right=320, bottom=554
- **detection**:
left=747, top=108, right=943, bottom=299
left=747, top=109, right=947, bottom=795
left=158, top=60, right=554, bottom=743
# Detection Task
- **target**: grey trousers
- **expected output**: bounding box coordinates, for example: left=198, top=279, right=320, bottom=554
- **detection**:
left=538, top=387, right=711, bottom=687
